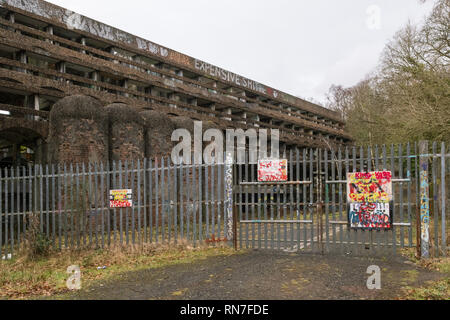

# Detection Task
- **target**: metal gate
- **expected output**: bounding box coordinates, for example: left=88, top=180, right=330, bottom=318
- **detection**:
left=0, top=142, right=447, bottom=258
left=234, top=142, right=448, bottom=257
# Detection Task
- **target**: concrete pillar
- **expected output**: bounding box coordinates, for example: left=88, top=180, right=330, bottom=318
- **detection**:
left=209, top=104, right=216, bottom=117
left=123, top=79, right=129, bottom=97
left=149, top=87, right=159, bottom=104
left=46, top=25, right=54, bottom=44
left=253, top=114, right=260, bottom=128
left=7, top=12, right=19, bottom=34
left=211, top=81, right=217, bottom=94
left=227, top=87, right=238, bottom=100
left=239, top=112, right=247, bottom=124
left=34, top=95, right=40, bottom=121
left=57, top=61, right=66, bottom=73
left=240, top=91, right=247, bottom=103
left=148, top=63, right=156, bottom=76
left=80, top=37, right=86, bottom=54
left=18, top=50, right=27, bottom=73
left=144, top=86, right=151, bottom=102
left=176, top=70, right=183, bottom=83
left=91, top=71, right=99, bottom=90
left=168, top=93, right=179, bottom=108
left=7, top=12, right=14, bottom=24
left=57, top=61, right=66, bottom=82
left=109, top=47, right=119, bottom=64
left=222, top=108, right=232, bottom=121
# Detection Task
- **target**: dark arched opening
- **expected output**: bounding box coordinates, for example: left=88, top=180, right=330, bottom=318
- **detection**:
left=0, top=121, right=48, bottom=170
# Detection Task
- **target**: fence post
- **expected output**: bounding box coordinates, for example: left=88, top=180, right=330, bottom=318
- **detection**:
left=225, top=152, right=234, bottom=245
left=419, top=141, right=430, bottom=258
left=441, top=142, right=446, bottom=256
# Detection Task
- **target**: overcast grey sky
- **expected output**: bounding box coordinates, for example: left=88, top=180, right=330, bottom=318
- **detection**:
left=47, top=0, right=436, bottom=106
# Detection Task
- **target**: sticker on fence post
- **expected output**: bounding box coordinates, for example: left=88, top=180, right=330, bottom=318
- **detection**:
left=109, top=189, right=133, bottom=208
left=225, top=152, right=234, bottom=242
left=347, top=171, right=393, bottom=230
left=258, top=159, right=288, bottom=182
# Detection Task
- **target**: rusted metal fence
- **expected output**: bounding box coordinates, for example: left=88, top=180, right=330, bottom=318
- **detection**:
left=1, top=141, right=448, bottom=259
left=234, top=142, right=448, bottom=258
left=0, top=158, right=230, bottom=258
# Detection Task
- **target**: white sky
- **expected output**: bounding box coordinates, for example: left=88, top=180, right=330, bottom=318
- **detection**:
left=46, top=0, right=436, bottom=106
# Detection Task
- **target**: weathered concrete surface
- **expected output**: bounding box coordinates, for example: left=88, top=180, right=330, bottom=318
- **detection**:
left=141, top=110, right=175, bottom=159
left=48, top=95, right=108, bottom=165
left=0, top=0, right=352, bottom=156
left=60, top=251, right=444, bottom=300
left=0, top=117, right=48, bottom=143
left=0, top=0, right=343, bottom=122
left=106, top=103, right=145, bottom=162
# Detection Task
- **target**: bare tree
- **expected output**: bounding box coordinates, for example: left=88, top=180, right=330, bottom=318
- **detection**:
left=326, top=0, right=450, bottom=145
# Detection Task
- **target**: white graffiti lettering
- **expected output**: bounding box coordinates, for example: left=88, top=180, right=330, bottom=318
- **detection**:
left=194, top=59, right=267, bottom=94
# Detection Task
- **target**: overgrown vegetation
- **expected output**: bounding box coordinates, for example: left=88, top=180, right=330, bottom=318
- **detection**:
left=0, top=244, right=237, bottom=300
left=24, top=212, right=52, bottom=260
left=327, top=0, right=449, bottom=145
left=400, top=257, right=450, bottom=300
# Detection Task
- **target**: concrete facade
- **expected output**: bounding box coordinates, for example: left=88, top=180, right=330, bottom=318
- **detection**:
left=0, top=0, right=352, bottom=167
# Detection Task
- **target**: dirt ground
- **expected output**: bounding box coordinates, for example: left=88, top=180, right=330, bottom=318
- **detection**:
left=57, top=250, right=446, bottom=300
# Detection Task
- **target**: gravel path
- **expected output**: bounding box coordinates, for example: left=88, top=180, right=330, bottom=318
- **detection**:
left=60, top=250, right=444, bottom=300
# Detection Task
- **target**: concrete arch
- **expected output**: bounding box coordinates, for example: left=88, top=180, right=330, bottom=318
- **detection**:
left=0, top=117, right=48, bottom=144
left=0, top=117, right=49, bottom=167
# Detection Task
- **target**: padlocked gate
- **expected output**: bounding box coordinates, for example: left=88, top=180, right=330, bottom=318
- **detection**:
left=233, top=142, right=448, bottom=258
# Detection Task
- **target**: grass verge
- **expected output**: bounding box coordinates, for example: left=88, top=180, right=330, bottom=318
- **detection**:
left=0, top=243, right=238, bottom=300
left=398, top=252, right=450, bottom=300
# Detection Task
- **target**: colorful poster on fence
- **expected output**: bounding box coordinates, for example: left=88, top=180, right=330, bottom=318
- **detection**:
left=258, top=159, right=288, bottom=182
left=109, top=189, right=133, bottom=208
left=347, top=171, right=392, bottom=230
left=347, top=171, right=392, bottom=203
left=349, top=202, right=392, bottom=229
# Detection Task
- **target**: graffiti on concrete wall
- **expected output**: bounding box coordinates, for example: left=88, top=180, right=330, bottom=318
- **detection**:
left=194, top=59, right=267, bottom=95
left=347, top=171, right=393, bottom=230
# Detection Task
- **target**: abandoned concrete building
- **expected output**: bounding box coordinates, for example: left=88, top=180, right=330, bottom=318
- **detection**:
left=0, top=0, right=351, bottom=168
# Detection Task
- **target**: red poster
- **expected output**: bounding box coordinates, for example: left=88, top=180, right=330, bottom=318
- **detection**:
left=109, top=189, right=133, bottom=208
left=258, top=159, right=288, bottom=182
